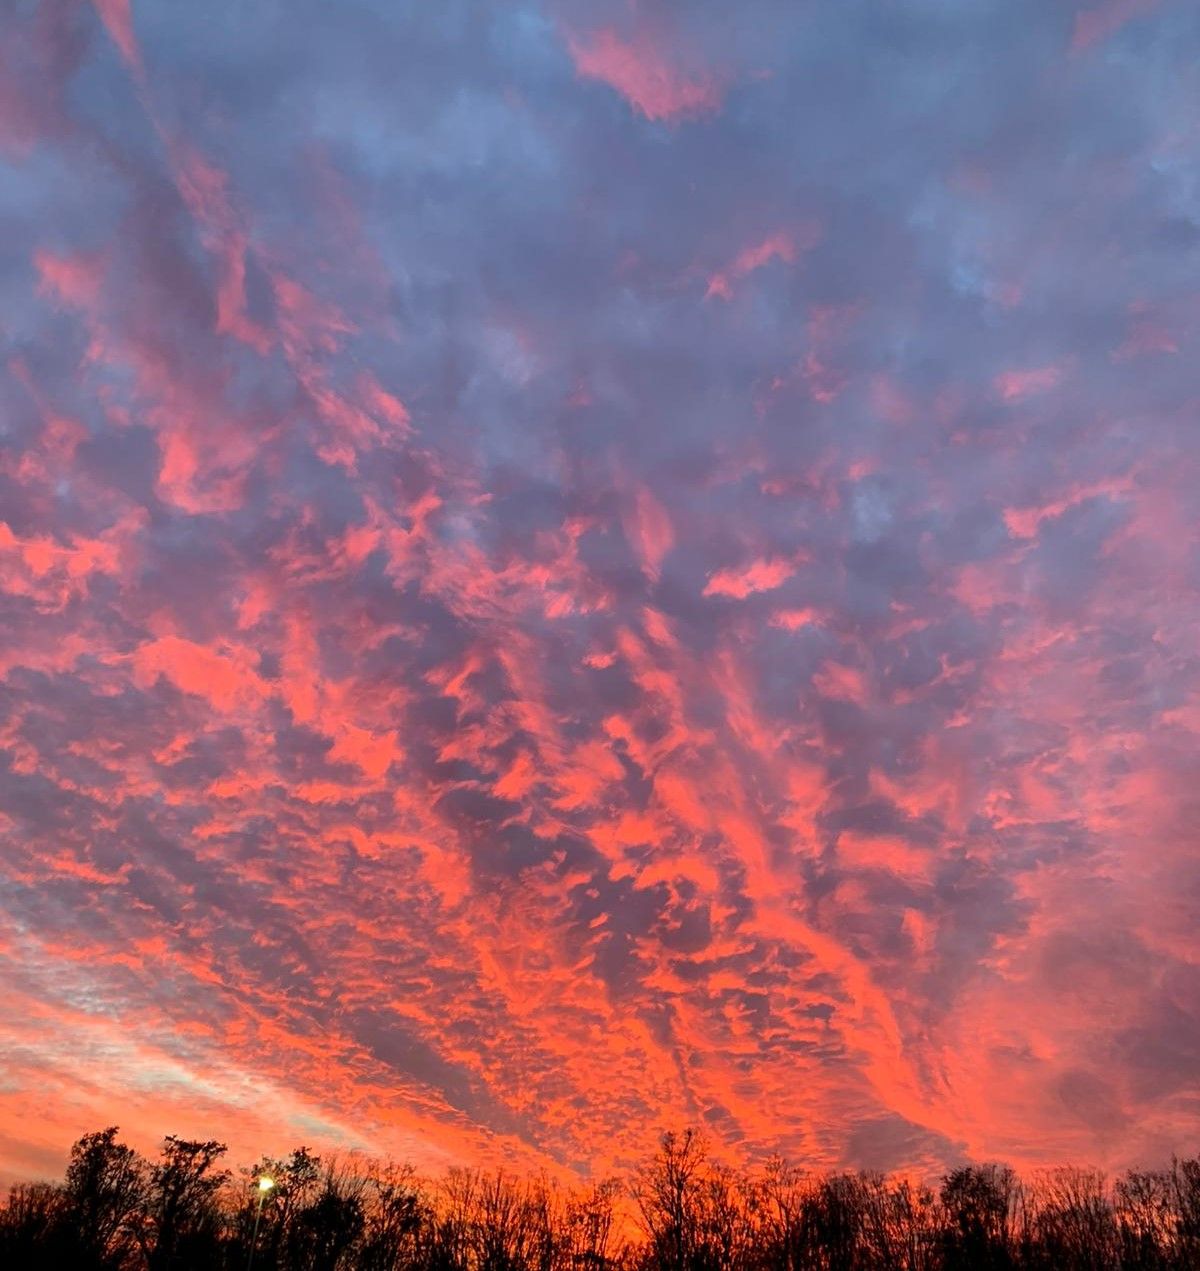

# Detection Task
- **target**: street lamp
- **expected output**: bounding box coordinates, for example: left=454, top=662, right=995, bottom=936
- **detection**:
left=246, top=1175, right=275, bottom=1271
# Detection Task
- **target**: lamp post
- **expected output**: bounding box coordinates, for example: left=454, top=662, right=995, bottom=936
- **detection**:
left=246, top=1175, right=275, bottom=1271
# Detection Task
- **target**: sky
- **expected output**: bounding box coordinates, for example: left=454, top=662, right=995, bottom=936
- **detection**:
left=1, top=0, right=1198, bottom=1187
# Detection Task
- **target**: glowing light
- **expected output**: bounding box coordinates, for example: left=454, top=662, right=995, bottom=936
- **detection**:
left=258, top=1176, right=275, bottom=1193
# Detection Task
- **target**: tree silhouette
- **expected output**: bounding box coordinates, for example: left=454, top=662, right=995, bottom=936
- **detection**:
left=940, top=1163, right=1021, bottom=1270
left=60, top=1126, right=146, bottom=1269
left=140, top=1135, right=229, bottom=1270
left=0, top=1181, right=66, bottom=1265
left=2, top=1124, right=1200, bottom=1269
left=629, top=1128, right=709, bottom=1271
left=358, top=1162, right=431, bottom=1270
left=291, top=1161, right=367, bottom=1271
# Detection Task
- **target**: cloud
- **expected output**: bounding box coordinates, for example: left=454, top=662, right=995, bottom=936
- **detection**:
left=92, top=0, right=142, bottom=71
left=993, top=365, right=1064, bottom=401
left=705, top=227, right=819, bottom=301
left=565, top=26, right=724, bottom=123
left=703, top=557, right=797, bottom=599
left=0, top=0, right=1197, bottom=1190
left=1071, top=0, right=1162, bottom=52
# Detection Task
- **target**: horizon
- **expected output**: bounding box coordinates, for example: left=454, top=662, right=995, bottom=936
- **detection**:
left=9, top=1124, right=1200, bottom=1269
left=2, top=0, right=1199, bottom=1193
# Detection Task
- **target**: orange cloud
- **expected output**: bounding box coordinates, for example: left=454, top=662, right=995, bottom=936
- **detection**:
left=130, top=636, right=266, bottom=712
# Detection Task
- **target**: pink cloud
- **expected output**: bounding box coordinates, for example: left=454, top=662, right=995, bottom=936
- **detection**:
left=770, top=607, right=820, bottom=631
left=5, top=0, right=1200, bottom=1195
left=1003, top=478, right=1131, bottom=539
left=838, top=831, right=935, bottom=883
left=705, top=224, right=819, bottom=300
left=1112, top=301, right=1179, bottom=361
left=1071, top=0, right=1160, bottom=51
left=0, top=521, right=125, bottom=613
left=129, top=636, right=267, bottom=712
left=703, top=555, right=796, bottom=599
left=566, top=27, right=723, bottom=123
left=214, top=233, right=272, bottom=353
left=812, top=660, right=870, bottom=705
left=34, top=248, right=106, bottom=311
left=92, top=0, right=142, bottom=71
left=994, top=364, right=1064, bottom=401
left=623, top=485, right=674, bottom=581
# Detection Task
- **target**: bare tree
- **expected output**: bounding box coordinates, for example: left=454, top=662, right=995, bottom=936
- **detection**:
left=1168, top=1156, right=1200, bottom=1266
left=1115, top=1168, right=1172, bottom=1270
left=359, top=1161, right=432, bottom=1270
left=630, top=1129, right=712, bottom=1271
left=7, top=1122, right=1200, bottom=1269
left=289, top=1158, right=368, bottom=1270
left=939, top=1164, right=1022, bottom=1270
left=1027, top=1167, right=1115, bottom=1269
left=0, top=1180, right=67, bottom=1264
left=141, top=1135, right=229, bottom=1270
left=60, top=1126, right=147, bottom=1270
left=561, top=1178, right=623, bottom=1269
left=233, top=1145, right=324, bottom=1270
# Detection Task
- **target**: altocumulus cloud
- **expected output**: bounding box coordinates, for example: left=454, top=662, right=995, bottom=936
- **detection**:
left=0, top=0, right=1198, bottom=1185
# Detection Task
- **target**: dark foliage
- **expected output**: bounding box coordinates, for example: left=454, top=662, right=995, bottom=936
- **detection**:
left=2, top=1127, right=1199, bottom=1269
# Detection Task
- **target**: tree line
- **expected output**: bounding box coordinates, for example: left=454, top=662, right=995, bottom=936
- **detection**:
left=2, top=1125, right=1199, bottom=1269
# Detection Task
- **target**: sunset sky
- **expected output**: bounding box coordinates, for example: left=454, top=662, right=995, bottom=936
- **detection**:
left=2, top=0, right=1199, bottom=1186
